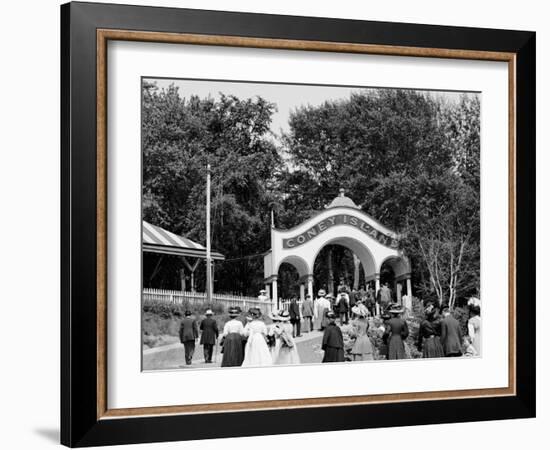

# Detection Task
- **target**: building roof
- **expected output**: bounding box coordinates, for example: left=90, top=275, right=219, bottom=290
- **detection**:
left=142, top=221, right=224, bottom=260
left=326, top=188, right=360, bottom=209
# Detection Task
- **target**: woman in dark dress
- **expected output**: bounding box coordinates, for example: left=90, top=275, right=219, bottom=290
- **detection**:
left=322, top=311, right=345, bottom=363
left=220, top=307, right=245, bottom=367
left=384, top=304, right=409, bottom=360
left=417, top=304, right=444, bottom=358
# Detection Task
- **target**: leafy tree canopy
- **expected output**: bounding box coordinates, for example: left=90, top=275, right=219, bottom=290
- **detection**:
left=142, top=83, right=480, bottom=303
left=142, top=83, right=281, bottom=294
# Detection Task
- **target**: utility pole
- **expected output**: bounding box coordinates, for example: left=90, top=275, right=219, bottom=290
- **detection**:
left=206, top=164, right=212, bottom=302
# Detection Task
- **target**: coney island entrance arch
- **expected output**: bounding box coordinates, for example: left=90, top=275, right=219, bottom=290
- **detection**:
left=263, top=190, right=412, bottom=306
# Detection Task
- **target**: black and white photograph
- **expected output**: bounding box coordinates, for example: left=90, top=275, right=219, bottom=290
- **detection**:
left=141, top=77, right=482, bottom=371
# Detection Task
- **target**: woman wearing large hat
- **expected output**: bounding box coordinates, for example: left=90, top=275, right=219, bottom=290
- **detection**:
left=321, top=311, right=345, bottom=363
left=383, top=303, right=409, bottom=360
left=220, top=307, right=245, bottom=367
left=242, top=308, right=273, bottom=367
left=467, top=304, right=481, bottom=355
left=350, top=305, right=374, bottom=361
left=271, top=310, right=301, bottom=365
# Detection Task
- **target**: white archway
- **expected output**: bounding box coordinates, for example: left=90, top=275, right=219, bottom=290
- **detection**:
left=380, top=255, right=412, bottom=303
left=311, top=235, right=377, bottom=282
left=276, top=254, right=311, bottom=278
left=263, top=190, right=412, bottom=307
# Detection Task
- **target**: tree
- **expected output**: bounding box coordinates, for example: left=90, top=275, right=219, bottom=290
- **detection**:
left=281, top=90, right=480, bottom=306
left=142, top=83, right=480, bottom=304
left=278, top=89, right=451, bottom=226
left=142, top=83, right=281, bottom=294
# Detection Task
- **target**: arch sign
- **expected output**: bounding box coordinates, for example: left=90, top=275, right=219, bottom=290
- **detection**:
left=263, top=190, right=411, bottom=305
left=283, top=214, right=400, bottom=249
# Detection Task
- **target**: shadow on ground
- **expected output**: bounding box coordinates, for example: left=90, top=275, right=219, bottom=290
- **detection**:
left=34, top=428, right=59, bottom=444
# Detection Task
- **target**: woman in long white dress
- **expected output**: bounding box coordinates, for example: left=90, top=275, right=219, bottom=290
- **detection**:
left=266, top=313, right=280, bottom=359
left=313, top=290, right=331, bottom=331
left=468, top=305, right=481, bottom=355
left=271, top=310, right=301, bottom=365
left=242, top=308, right=273, bottom=367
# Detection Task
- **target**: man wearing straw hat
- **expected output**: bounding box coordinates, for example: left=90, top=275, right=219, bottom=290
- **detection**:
left=301, top=294, right=314, bottom=333
left=314, top=289, right=331, bottom=331
left=199, top=309, right=219, bottom=364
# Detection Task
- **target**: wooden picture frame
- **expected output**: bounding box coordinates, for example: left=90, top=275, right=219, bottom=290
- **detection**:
left=61, top=1, right=535, bottom=447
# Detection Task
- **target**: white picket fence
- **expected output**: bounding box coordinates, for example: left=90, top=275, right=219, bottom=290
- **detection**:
left=279, top=299, right=303, bottom=311
left=143, top=288, right=272, bottom=315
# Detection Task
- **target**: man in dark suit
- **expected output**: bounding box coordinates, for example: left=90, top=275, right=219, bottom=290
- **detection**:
left=336, top=289, right=350, bottom=325
left=199, top=309, right=219, bottom=363
left=440, top=306, right=463, bottom=357
left=289, top=297, right=301, bottom=338
left=179, top=310, right=199, bottom=365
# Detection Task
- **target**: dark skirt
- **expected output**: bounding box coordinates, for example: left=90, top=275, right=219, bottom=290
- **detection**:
left=221, top=333, right=244, bottom=367
left=322, top=346, right=345, bottom=363
left=422, top=336, right=444, bottom=358
left=387, top=335, right=406, bottom=360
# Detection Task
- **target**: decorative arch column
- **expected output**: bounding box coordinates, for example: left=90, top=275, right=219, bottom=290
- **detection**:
left=271, top=276, right=278, bottom=312
left=374, top=273, right=381, bottom=316
left=406, top=277, right=413, bottom=298
left=299, top=283, right=305, bottom=301
left=307, top=274, right=314, bottom=298
left=374, top=273, right=381, bottom=294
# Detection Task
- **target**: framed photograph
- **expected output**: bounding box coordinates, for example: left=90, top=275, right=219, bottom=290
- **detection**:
left=61, top=1, right=535, bottom=447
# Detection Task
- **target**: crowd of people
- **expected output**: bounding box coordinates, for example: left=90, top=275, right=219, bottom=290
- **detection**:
left=177, top=282, right=482, bottom=367
left=178, top=306, right=303, bottom=367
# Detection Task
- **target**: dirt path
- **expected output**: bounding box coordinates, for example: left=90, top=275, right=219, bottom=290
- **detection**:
left=143, top=331, right=323, bottom=370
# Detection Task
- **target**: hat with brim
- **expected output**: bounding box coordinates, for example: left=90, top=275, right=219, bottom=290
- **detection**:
left=351, top=305, right=367, bottom=317
left=259, top=289, right=267, bottom=294
left=205, top=309, right=213, bottom=315
left=228, top=307, right=240, bottom=317
left=326, top=311, right=336, bottom=319
left=318, top=289, right=326, bottom=297
left=388, top=304, right=404, bottom=314
left=249, top=307, right=262, bottom=319
left=278, top=310, right=291, bottom=321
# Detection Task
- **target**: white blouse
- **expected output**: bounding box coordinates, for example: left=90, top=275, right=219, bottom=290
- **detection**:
left=222, top=319, right=244, bottom=336
left=243, top=320, right=267, bottom=337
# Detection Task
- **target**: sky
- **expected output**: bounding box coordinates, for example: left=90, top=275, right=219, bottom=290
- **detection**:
left=145, top=77, right=477, bottom=140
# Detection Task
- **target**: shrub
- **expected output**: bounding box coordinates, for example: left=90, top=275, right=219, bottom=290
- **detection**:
left=141, top=299, right=271, bottom=347
left=402, top=296, right=424, bottom=358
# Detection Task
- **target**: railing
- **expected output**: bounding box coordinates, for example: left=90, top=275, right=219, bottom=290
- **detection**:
left=143, top=288, right=273, bottom=315
left=279, top=298, right=303, bottom=311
